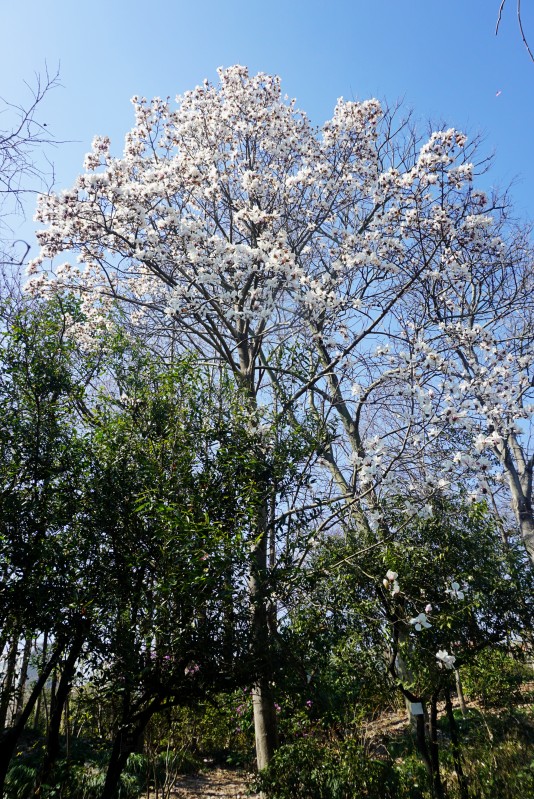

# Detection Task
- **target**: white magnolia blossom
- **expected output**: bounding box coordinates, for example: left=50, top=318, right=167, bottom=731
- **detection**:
left=409, top=612, right=431, bottom=631
left=384, top=570, right=400, bottom=595
left=445, top=580, right=467, bottom=600
left=436, top=649, right=456, bottom=669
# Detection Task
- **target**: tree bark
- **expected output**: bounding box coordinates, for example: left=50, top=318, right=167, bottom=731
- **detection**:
left=445, top=687, right=469, bottom=799
left=0, top=632, right=19, bottom=730
left=503, top=442, right=534, bottom=562
left=428, top=692, right=444, bottom=799
left=100, top=705, right=159, bottom=799
left=236, top=353, right=279, bottom=772
left=414, top=711, right=433, bottom=786
left=249, top=485, right=278, bottom=771
left=33, top=632, right=85, bottom=796
left=454, top=669, right=468, bottom=716
left=0, top=643, right=62, bottom=796
left=13, top=636, right=32, bottom=723
left=252, top=679, right=278, bottom=772
left=395, top=624, right=418, bottom=724
left=519, top=515, right=534, bottom=564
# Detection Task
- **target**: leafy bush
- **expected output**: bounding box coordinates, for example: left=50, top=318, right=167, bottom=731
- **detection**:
left=392, top=755, right=429, bottom=799
left=461, top=650, right=530, bottom=708
left=5, top=744, right=143, bottom=799
left=255, top=738, right=400, bottom=799
left=458, top=740, right=534, bottom=799
left=146, top=694, right=256, bottom=767
left=4, top=764, right=38, bottom=799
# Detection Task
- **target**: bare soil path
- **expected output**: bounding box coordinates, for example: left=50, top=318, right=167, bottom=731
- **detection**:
left=146, top=769, right=258, bottom=798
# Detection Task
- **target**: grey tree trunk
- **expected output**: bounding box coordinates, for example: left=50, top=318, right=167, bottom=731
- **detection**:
left=238, top=355, right=278, bottom=772
left=519, top=515, right=534, bottom=564
left=0, top=632, right=18, bottom=730
left=455, top=669, right=468, bottom=716
left=502, top=436, right=534, bottom=562
left=252, top=682, right=278, bottom=771
left=13, top=637, right=32, bottom=723
left=249, top=495, right=278, bottom=771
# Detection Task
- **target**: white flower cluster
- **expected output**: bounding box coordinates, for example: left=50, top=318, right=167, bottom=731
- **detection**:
left=383, top=569, right=400, bottom=595
left=436, top=649, right=456, bottom=669
left=28, top=66, right=483, bottom=356
left=384, top=572, right=468, bottom=675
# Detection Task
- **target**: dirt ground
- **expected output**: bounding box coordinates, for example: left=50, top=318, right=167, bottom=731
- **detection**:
left=145, top=768, right=258, bottom=798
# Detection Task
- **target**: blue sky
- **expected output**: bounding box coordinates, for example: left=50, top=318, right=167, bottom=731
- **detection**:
left=2, top=0, right=534, bottom=239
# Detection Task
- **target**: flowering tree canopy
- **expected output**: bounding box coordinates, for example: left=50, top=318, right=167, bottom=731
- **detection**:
left=28, top=65, right=534, bottom=562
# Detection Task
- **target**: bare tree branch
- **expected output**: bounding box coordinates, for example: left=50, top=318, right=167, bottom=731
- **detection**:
left=496, top=0, right=534, bottom=63
left=0, top=66, right=61, bottom=271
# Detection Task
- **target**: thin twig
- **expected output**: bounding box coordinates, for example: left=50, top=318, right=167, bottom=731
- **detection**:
left=496, top=0, right=534, bottom=63
left=496, top=0, right=507, bottom=35
left=517, top=0, right=534, bottom=62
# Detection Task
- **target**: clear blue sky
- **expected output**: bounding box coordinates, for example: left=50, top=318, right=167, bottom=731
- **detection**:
left=2, top=0, right=534, bottom=232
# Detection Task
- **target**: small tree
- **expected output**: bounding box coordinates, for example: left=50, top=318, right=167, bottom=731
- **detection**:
left=0, top=297, right=92, bottom=793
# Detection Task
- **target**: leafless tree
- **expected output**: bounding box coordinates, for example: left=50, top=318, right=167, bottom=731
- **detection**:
left=0, top=67, right=59, bottom=275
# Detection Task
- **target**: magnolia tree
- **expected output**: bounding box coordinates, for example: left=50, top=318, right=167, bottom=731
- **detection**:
left=28, top=65, right=534, bottom=767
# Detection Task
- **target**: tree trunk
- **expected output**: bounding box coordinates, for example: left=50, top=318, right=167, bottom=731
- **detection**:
left=237, top=361, right=278, bottom=772
left=249, top=494, right=278, bottom=771
left=252, top=679, right=278, bottom=771
left=396, top=626, right=417, bottom=724
left=445, top=687, right=469, bottom=799
left=100, top=705, right=158, bottom=799
left=13, top=636, right=32, bottom=723
left=519, top=515, right=534, bottom=564
left=454, top=669, right=468, bottom=716
left=428, top=692, right=444, bottom=799
left=0, top=643, right=62, bottom=796
left=0, top=632, right=19, bottom=730
left=504, top=447, right=534, bottom=562
left=414, top=711, right=433, bottom=786
left=33, top=633, right=85, bottom=796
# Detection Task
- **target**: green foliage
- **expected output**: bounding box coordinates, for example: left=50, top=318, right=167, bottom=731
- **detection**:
left=392, top=756, right=429, bottom=799
left=294, top=498, right=534, bottom=704
left=144, top=693, right=256, bottom=769
left=255, top=739, right=401, bottom=799
left=80, top=354, right=262, bottom=720
left=4, top=764, right=37, bottom=799
left=460, top=741, right=534, bottom=799
left=4, top=750, right=143, bottom=799
left=270, top=498, right=534, bottom=796
left=461, top=649, right=531, bottom=708
left=439, top=707, right=534, bottom=799
left=2, top=298, right=534, bottom=799
left=0, top=298, right=93, bottom=638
